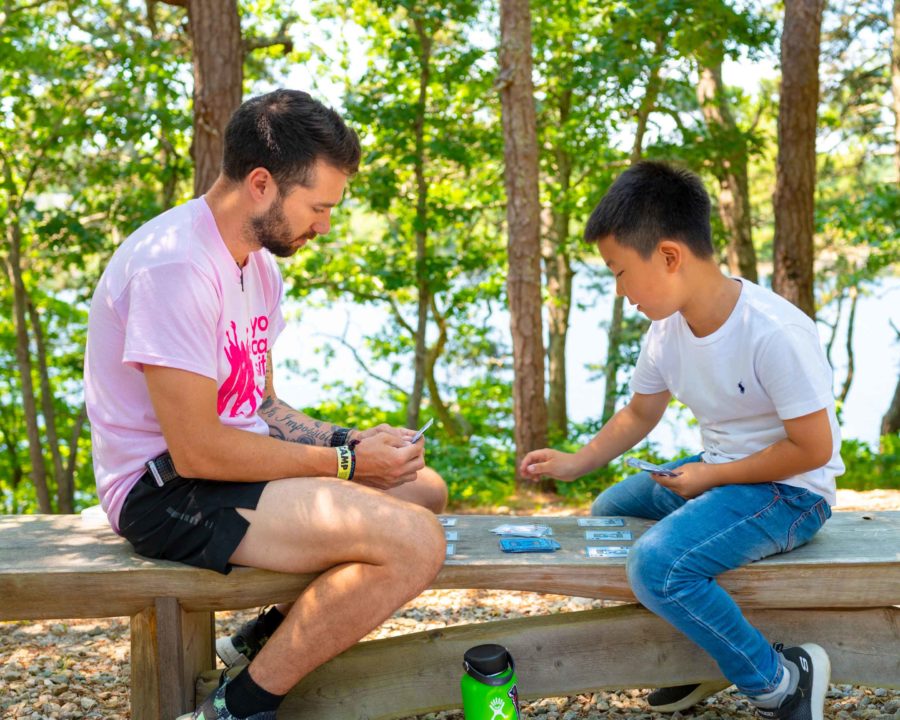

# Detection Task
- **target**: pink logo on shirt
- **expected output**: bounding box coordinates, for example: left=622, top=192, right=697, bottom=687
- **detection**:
left=218, top=321, right=264, bottom=417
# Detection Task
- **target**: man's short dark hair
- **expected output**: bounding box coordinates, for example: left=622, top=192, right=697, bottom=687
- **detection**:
left=222, top=89, right=361, bottom=191
left=583, top=160, right=714, bottom=258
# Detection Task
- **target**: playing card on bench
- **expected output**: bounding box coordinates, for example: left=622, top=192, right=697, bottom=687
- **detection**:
left=499, top=537, right=561, bottom=553
left=585, top=530, right=633, bottom=541
left=586, top=545, right=629, bottom=558
left=577, top=518, right=625, bottom=527
left=490, top=523, right=553, bottom=537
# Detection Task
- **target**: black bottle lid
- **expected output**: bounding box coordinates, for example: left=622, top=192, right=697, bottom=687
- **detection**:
left=464, top=644, right=511, bottom=676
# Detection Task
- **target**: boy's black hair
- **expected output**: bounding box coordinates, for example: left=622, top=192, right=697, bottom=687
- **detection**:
left=583, top=160, right=714, bottom=258
left=222, top=89, right=361, bottom=191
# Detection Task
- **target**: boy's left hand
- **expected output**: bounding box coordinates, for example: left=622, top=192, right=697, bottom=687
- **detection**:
left=651, top=461, right=719, bottom=499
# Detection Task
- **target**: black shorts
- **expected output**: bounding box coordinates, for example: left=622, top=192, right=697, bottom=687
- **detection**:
left=119, top=470, right=267, bottom=575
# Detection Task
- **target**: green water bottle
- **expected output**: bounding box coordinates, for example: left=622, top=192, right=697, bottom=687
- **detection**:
left=460, top=644, right=520, bottom=720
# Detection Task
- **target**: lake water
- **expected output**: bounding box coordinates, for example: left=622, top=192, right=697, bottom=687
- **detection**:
left=276, top=272, right=900, bottom=456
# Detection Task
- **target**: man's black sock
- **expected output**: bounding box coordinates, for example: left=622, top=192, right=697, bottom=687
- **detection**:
left=225, top=667, right=285, bottom=718
left=260, top=606, right=285, bottom=637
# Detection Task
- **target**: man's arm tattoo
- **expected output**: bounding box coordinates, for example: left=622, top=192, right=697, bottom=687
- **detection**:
left=258, top=396, right=349, bottom=446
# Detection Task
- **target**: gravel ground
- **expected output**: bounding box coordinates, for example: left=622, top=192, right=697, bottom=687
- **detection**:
left=1, top=489, right=897, bottom=720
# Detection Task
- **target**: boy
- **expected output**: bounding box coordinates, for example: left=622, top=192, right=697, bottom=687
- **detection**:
left=521, top=161, right=843, bottom=720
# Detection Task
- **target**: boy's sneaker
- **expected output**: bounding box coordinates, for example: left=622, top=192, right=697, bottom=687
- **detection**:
left=216, top=607, right=279, bottom=667
left=175, top=673, right=276, bottom=720
left=646, top=680, right=731, bottom=712
left=755, top=643, right=830, bottom=720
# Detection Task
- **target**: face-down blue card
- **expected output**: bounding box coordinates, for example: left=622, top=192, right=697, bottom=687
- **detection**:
left=499, top=537, right=561, bottom=553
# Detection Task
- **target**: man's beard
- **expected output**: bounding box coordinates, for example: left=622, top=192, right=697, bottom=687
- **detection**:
left=247, top=195, right=314, bottom=258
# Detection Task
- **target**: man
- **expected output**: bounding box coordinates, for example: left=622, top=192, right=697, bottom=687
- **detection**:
left=85, top=89, right=448, bottom=719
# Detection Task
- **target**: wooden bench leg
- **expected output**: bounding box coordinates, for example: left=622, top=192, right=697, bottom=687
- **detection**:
left=131, top=599, right=215, bottom=720
left=196, top=604, right=900, bottom=720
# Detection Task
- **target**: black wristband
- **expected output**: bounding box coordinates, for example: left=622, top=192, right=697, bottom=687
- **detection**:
left=330, top=427, right=351, bottom=447
left=348, top=446, right=356, bottom=481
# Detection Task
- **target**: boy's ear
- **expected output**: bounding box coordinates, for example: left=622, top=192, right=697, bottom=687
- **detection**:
left=658, top=239, right=683, bottom=272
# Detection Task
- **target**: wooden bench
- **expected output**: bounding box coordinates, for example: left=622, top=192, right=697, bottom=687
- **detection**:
left=1, top=511, right=898, bottom=720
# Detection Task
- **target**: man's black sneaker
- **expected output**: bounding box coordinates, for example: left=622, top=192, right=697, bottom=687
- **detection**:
left=216, top=607, right=281, bottom=667
left=755, top=643, right=830, bottom=720
left=175, top=673, right=276, bottom=720
left=646, top=680, right=731, bottom=712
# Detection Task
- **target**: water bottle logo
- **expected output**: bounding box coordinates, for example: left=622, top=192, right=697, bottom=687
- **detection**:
left=489, top=697, right=506, bottom=719
left=508, top=683, right=519, bottom=712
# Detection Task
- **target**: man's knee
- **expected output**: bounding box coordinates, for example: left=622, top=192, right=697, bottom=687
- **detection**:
left=418, top=466, right=448, bottom=513
left=389, top=504, right=446, bottom=588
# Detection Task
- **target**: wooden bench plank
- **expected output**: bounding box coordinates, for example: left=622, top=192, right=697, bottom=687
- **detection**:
left=197, top=605, right=900, bottom=719
left=1, top=512, right=898, bottom=620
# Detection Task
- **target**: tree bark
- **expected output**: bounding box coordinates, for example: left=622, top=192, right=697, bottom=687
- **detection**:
left=696, top=62, right=758, bottom=282
left=882, top=378, right=900, bottom=438
left=545, top=88, right=573, bottom=441
left=892, top=0, right=900, bottom=183
left=26, top=299, right=70, bottom=513
left=425, top=299, right=468, bottom=439
left=186, top=0, right=242, bottom=196
left=772, top=0, right=823, bottom=320
left=499, top=0, right=548, bottom=484
left=883, top=0, right=900, bottom=444
left=5, top=223, right=52, bottom=512
left=836, top=287, right=857, bottom=405
left=408, top=15, right=432, bottom=431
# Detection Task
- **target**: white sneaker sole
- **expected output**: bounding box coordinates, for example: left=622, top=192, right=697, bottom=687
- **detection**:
left=215, top=635, right=250, bottom=668
left=648, top=680, right=732, bottom=712
left=800, top=643, right=831, bottom=720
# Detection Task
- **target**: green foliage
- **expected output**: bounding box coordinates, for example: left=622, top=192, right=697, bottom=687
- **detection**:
left=287, top=0, right=509, bottom=435
left=0, top=0, right=192, bottom=513
left=2, top=0, right=897, bottom=515
left=838, top=436, right=900, bottom=491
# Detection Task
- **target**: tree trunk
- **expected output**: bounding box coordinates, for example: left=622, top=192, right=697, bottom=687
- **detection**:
left=772, top=0, right=823, bottom=320
left=5, top=223, right=52, bottom=512
left=892, top=0, right=900, bottom=183
left=408, top=16, right=432, bottom=431
left=26, top=299, right=70, bottom=512
left=836, top=287, right=857, bottom=405
left=499, top=0, right=548, bottom=485
left=425, top=300, right=468, bottom=439
left=545, top=88, right=573, bottom=441
left=696, top=62, right=758, bottom=282
left=602, top=50, right=662, bottom=424
left=882, top=378, right=900, bottom=439
left=883, top=0, right=900, bottom=445
left=186, top=0, right=242, bottom=196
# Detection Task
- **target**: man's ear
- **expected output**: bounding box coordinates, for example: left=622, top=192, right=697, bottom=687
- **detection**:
left=658, top=239, right=683, bottom=273
left=246, top=167, right=276, bottom=204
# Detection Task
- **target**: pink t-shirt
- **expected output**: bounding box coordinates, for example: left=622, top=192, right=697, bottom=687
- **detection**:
left=84, top=198, right=286, bottom=533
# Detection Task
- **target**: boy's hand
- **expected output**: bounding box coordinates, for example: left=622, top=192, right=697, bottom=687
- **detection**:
left=520, top=448, right=580, bottom=482
left=651, top=461, right=719, bottom=499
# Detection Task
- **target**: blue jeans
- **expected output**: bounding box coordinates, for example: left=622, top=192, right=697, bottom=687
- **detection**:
left=591, top=454, right=831, bottom=695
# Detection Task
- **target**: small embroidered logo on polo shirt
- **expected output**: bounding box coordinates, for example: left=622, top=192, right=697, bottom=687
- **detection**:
left=738, top=381, right=746, bottom=394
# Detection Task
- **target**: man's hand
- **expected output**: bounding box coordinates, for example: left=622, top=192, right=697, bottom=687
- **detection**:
left=353, top=423, right=416, bottom=444
left=651, top=461, right=720, bottom=499
left=519, top=448, right=582, bottom=482
left=352, top=432, right=424, bottom=489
